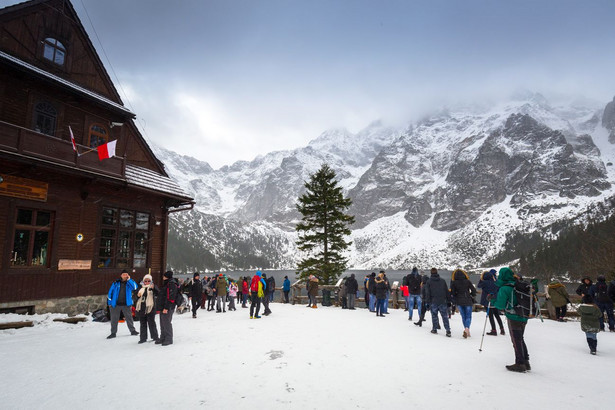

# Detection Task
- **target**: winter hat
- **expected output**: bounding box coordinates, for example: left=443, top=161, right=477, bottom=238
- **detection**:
left=284, top=276, right=288, bottom=279
left=143, top=274, right=153, bottom=283
left=430, top=268, right=438, bottom=275
left=193, top=272, right=200, bottom=279
left=262, top=273, right=267, bottom=278
left=121, top=269, right=128, bottom=274
left=256, top=270, right=262, bottom=276
left=489, top=269, right=497, bottom=275
left=163, top=270, right=173, bottom=279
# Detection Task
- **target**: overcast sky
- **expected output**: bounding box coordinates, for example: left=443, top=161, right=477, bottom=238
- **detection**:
left=5, top=0, right=615, bottom=168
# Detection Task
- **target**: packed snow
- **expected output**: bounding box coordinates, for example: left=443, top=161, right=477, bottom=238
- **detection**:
left=1, top=303, right=612, bottom=409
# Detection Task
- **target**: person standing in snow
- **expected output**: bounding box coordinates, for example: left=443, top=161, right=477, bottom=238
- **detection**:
left=493, top=267, right=530, bottom=372
left=364, top=275, right=370, bottom=310
left=188, top=272, right=203, bottom=318
left=267, top=274, right=276, bottom=303
left=228, top=279, right=238, bottom=311
left=547, top=279, right=570, bottom=321
left=374, top=272, right=388, bottom=317
left=242, top=277, right=250, bottom=308
left=263, top=273, right=275, bottom=315
left=382, top=271, right=391, bottom=314
left=477, top=269, right=505, bottom=336
left=250, top=271, right=266, bottom=319
left=424, top=268, right=451, bottom=336
left=135, top=274, right=159, bottom=344
left=590, top=275, right=615, bottom=332
left=156, top=270, right=179, bottom=346
left=367, top=272, right=377, bottom=312
left=575, top=277, right=593, bottom=299
left=345, top=273, right=358, bottom=310
left=106, top=269, right=139, bottom=339
left=414, top=274, right=429, bottom=327
left=283, top=276, right=291, bottom=303
left=450, top=269, right=477, bottom=338
left=215, top=274, right=228, bottom=313
left=407, top=267, right=422, bottom=322
left=578, top=294, right=602, bottom=355
left=308, top=275, right=319, bottom=308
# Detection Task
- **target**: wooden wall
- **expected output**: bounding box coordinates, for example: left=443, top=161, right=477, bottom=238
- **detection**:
left=0, top=162, right=168, bottom=303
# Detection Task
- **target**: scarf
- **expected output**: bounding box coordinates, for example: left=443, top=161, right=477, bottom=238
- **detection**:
left=136, top=286, right=155, bottom=314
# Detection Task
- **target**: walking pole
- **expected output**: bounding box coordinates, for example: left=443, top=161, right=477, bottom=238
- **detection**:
left=479, top=301, right=490, bottom=352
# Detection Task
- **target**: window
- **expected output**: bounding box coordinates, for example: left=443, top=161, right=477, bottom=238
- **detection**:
left=11, top=208, right=53, bottom=267
left=98, top=207, right=150, bottom=269
left=89, top=124, right=108, bottom=148
left=43, top=38, right=66, bottom=66
left=33, top=102, right=57, bottom=136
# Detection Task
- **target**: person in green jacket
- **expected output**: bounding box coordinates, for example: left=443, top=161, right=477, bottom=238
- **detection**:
left=547, top=280, right=570, bottom=322
left=578, top=294, right=602, bottom=355
left=493, top=267, right=530, bottom=373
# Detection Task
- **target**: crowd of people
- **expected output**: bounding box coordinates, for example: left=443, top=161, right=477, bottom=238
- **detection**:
left=105, top=267, right=615, bottom=369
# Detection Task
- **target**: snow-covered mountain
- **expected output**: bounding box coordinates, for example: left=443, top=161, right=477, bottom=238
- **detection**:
left=155, top=92, right=615, bottom=272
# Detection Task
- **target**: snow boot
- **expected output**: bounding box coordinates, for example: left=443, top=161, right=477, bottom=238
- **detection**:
left=505, top=363, right=527, bottom=373
left=430, top=329, right=437, bottom=334
left=487, top=330, right=497, bottom=336
left=463, top=329, right=468, bottom=339
left=500, top=328, right=505, bottom=335
left=106, top=333, right=116, bottom=339
left=446, top=330, right=451, bottom=337
left=524, top=361, right=531, bottom=371
left=414, top=321, right=422, bottom=327
left=312, top=304, right=317, bottom=309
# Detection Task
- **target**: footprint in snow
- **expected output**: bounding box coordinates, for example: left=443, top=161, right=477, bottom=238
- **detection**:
left=267, top=350, right=284, bottom=360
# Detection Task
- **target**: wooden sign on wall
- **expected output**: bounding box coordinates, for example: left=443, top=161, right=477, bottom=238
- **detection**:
left=58, top=259, right=92, bottom=270
left=0, top=174, right=48, bottom=202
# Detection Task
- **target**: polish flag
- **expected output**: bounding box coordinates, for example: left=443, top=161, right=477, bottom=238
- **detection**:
left=69, top=126, right=78, bottom=153
left=97, top=140, right=117, bottom=161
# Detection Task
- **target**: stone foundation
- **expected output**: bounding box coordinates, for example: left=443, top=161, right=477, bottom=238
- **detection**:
left=0, top=295, right=107, bottom=316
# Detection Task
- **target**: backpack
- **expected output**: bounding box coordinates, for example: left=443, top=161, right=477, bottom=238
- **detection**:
left=595, top=282, right=609, bottom=303
left=506, top=279, right=538, bottom=318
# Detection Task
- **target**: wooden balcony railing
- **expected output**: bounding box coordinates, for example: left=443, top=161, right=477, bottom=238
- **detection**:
left=0, top=120, right=125, bottom=179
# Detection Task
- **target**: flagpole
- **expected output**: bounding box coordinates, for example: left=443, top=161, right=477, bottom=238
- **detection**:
left=78, top=147, right=98, bottom=156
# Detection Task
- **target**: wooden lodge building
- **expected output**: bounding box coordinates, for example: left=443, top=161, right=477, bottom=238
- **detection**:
left=0, top=0, right=194, bottom=315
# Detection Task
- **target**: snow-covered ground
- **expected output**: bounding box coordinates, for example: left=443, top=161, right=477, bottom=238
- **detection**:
left=0, top=304, right=612, bottom=409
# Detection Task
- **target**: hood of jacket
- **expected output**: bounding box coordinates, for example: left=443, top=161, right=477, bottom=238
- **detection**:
left=480, top=270, right=495, bottom=281
left=452, top=269, right=469, bottom=281
left=496, top=267, right=515, bottom=287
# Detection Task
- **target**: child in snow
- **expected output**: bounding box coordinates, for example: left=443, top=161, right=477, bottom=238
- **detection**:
left=578, top=294, right=602, bottom=355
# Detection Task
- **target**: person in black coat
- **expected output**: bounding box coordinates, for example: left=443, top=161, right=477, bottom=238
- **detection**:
left=407, top=267, right=422, bottom=321
left=450, top=269, right=477, bottom=338
left=368, top=272, right=377, bottom=312
left=345, top=273, right=359, bottom=310
left=189, top=272, right=203, bottom=318
left=576, top=277, right=593, bottom=298
left=156, top=270, right=179, bottom=346
left=424, top=268, right=451, bottom=336
left=374, top=273, right=388, bottom=317
left=414, top=274, right=429, bottom=326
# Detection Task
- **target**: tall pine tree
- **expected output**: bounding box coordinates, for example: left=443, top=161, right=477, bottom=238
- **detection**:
left=295, top=164, right=355, bottom=284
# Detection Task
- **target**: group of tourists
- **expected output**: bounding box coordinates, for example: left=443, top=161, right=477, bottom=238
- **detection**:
left=105, top=266, right=614, bottom=372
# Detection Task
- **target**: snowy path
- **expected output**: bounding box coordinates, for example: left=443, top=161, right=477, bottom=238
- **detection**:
left=0, top=304, right=613, bottom=409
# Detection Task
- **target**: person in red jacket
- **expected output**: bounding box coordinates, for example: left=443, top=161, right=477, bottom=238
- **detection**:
left=242, top=277, right=250, bottom=308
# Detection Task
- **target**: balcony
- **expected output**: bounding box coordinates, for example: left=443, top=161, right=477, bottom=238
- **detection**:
left=0, top=120, right=125, bottom=180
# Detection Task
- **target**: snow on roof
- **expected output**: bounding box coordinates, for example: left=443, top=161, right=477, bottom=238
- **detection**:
left=125, top=164, right=193, bottom=202
left=0, top=50, right=134, bottom=117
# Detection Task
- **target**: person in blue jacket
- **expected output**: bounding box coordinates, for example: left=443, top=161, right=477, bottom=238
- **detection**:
left=107, top=269, right=139, bottom=339
left=283, top=276, right=291, bottom=303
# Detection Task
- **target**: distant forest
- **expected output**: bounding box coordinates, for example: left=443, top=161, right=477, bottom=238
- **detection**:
left=489, top=197, right=615, bottom=283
